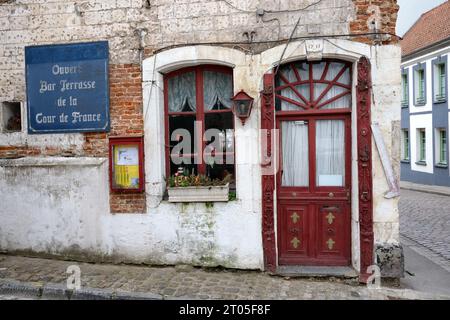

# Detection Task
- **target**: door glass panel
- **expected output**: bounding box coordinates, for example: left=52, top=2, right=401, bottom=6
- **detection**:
left=281, top=121, right=309, bottom=187
left=316, top=120, right=345, bottom=187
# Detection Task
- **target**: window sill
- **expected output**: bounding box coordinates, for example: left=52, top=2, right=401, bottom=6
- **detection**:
left=414, top=102, right=426, bottom=107
left=415, top=161, right=427, bottom=166
left=401, top=159, right=410, bottom=164
left=435, top=163, right=448, bottom=169
left=167, top=184, right=230, bottom=203
left=401, top=104, right=409, bottom=108
left=433, top=98, right=447, bottom=104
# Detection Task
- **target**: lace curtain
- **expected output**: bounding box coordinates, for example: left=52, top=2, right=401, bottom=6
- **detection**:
left=315, top=120, right=345, bottom=187
left=168, top=71, right=196, bottom=112
left=281, top=121, right=309, bottom=186
left=203, top=71, right=233, bottom=110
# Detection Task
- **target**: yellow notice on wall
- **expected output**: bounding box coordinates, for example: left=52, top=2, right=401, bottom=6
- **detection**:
left=113, top=145, right=140, bottom=189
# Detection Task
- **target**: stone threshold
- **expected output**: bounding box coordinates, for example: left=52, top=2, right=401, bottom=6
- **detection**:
left=276, top=266, right=359, bottom=279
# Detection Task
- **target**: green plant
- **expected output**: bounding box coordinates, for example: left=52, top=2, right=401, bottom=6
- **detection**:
left=167, top=172, right=233, bottom=188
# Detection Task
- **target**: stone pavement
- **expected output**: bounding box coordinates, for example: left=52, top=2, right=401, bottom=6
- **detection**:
left=399, top=189, right=450, bottom=261
left=0, top=254, right=447, bottom=300
left=401, top=236, right=450, bottom=296
left=400, top=181, right=450, bottom=197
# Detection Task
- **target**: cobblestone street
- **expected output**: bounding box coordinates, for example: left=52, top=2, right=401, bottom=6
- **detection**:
left=399, top=190, right=450, bottom=261
left=0, top=254, right=445, bottom=300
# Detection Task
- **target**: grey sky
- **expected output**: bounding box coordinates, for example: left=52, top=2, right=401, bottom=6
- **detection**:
left=397, top=0, right=447, bottom=36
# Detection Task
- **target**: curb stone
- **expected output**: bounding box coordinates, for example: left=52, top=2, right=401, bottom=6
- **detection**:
left=0, top=279, right=163, bottom=300
left=0, top=279, right=43, bottom=298
left=1, top=278, right=449, bottom=300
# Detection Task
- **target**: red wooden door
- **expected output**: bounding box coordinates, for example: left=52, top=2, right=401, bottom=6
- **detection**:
left=274, top=60, right=352, bottom=266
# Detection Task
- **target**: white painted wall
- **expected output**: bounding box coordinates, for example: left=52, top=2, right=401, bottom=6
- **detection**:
left=0, top=157, right=263, bottom=269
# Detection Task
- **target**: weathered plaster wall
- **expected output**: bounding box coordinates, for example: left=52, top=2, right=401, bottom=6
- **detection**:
left=0, top=157, right=263, bottom=268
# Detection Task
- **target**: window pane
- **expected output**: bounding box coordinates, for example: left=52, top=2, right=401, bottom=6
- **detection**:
left=281, top=121, right=309, bottom=187
left=316, top=120, right=345, bottom=187
left=416, top=69, right=425, bottom=103
left=168, top=71, right=196, bottom=112
left=204, top=112, right=235, bottom=183
left=438, top=64, right=446, bottom=99
left=317, top=86, right=351, bottom=109
left=440, top=130, right=447, bottom=164
left=402, top=74, right=408, bottom=103
left=325, top=63, right=345, bottom=82
left=404, top=130, right=409, bottom=160
left=203, top=71, right=233, bottom=111
left=418, top=129, right=426, bottom=161
left=169, top=114, right=197, bottom=175
left=312, top=62, right=326, bottom=80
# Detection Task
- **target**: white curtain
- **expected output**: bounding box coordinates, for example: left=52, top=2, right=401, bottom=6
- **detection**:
left=316, top=120, right=345, bottom=187
left=312, top=62, right=326, bottom=80
left=282, top=121, right=309, bottom=186
left=319, top=62, right=351, bottom=109
left=168, top=71, right=196, bottom=112
left=203, top=71, right=233, bottom=110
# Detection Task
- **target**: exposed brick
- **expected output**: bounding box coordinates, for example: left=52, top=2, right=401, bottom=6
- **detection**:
left=350, top=0, right=399, bottom=44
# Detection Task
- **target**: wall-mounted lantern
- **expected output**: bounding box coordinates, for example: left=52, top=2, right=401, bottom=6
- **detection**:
left=231, top=90, right=254, bottom=125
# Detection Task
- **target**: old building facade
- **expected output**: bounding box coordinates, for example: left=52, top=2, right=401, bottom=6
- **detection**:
left=400, top=1, right=450, bottom=187
left=0, top=0, right=403, bottom=281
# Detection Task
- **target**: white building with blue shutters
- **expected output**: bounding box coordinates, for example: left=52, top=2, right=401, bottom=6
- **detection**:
left=400, top=2, right=450, bottom=187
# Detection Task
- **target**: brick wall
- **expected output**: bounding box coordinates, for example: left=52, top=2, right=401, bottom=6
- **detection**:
left=83, top=63, right=146, bottom=214
left=107, top=63, right=146, bottom=214
left=351, top=0, right=400, bottom=44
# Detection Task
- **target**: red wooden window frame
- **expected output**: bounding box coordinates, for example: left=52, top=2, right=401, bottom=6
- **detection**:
left=163, top=65, right=235, bottom=179
left=275, top=59, right=352, bottom=116
left=109, top=136, right=145, bottom=193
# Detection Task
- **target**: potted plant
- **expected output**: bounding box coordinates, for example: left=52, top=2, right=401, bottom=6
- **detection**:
left=167, top=168, right=232, bottom=202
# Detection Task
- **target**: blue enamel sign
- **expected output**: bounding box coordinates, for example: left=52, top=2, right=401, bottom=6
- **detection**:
left=25, top=41, right=110, bottom=134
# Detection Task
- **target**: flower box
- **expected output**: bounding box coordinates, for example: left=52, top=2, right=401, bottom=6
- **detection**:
left=167, top=183, right=229, bottom=202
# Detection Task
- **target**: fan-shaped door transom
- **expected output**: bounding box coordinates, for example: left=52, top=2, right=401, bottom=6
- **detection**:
left=275, top=60, right=352, bottom=112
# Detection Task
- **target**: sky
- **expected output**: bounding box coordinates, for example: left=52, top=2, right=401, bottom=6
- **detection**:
left=397, top=0, right=448, bottom=36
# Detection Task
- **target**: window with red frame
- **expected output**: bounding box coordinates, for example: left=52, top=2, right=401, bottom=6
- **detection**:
left=164, top=65, right=235, bottom=185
